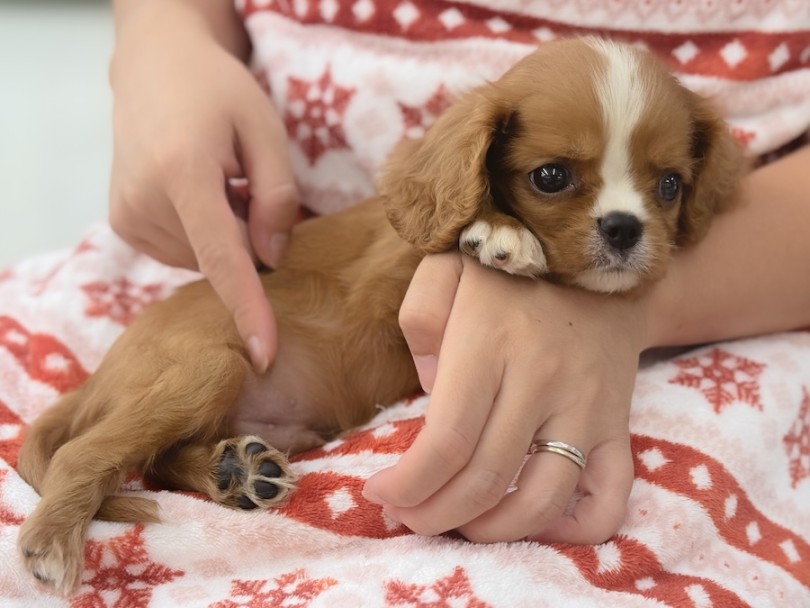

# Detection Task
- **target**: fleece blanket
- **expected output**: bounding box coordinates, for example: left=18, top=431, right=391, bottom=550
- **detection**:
left=0, top=225, right=808, bottom=608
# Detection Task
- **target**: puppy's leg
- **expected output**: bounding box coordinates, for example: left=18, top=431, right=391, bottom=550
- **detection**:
left=459, top=210, right=547, bottom=277
left=147, top=435, right=295, bottom=510
left=17, top=390, right=83, bottom=493
left=19, top=424, right=136, bottom=596
left=18, top=348, right=247, bottom=597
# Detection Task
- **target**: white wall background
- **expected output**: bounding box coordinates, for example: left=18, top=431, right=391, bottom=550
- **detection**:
left=0, top=1, right=113, bottom=268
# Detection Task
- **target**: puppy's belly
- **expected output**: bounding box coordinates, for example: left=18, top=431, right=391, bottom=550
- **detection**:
left=228, top=344, right=333, bottom=455
left=226, top=311, right=416, bottom=455
left=230, top=376, right=327, bottom=454
left=226, top=304, right=383, bottom=455
left=224, top=198, right=421, bottom=455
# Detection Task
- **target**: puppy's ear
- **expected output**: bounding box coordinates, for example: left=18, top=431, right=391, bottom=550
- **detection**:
left=677, top=94, right=747, bottom=245
left=379, top=87, right=508, bottom=253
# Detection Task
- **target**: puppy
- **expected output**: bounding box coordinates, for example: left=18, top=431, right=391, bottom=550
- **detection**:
left=17, top=38, right=743, bottom=596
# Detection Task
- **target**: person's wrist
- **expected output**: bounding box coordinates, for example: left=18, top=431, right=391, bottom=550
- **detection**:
left=638, top=264, right=683, bottom=350
left=113, top=0, right=249, bottom=67
left=524, top=276, right=650, bottom=357
left=110, top=2, right=211, bottom=90
left=612, top=288, right=652, bottom=357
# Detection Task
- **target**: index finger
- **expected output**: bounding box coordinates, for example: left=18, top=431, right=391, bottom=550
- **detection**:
left=364, top=260, right=503, bottom=508
left=174, top=165, right=277, bottom=372
left=399, top=252, right=463, bottom=392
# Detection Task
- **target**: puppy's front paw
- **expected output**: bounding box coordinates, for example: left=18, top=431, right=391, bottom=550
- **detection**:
left=214, top=436, right=295, bottom=510
left=460, top=219, right=547, bottom=277
left=18, top=513, right=85, bottom=596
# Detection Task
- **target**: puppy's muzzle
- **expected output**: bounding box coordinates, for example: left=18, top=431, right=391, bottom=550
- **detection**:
left=597, top=212, right=643, bottom=252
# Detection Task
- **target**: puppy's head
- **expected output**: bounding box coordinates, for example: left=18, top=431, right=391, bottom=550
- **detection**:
left=380, top=38, right=745, bottom=292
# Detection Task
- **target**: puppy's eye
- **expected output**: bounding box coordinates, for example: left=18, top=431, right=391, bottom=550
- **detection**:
left=529, top=164, right=572, bottom=194
left=658, top=173, right=681, bottom=203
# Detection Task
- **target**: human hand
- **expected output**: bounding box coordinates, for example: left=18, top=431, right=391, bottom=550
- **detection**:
left=363, top=253, right=647, bottom=543
left=108, top=2, right=297, bottom=371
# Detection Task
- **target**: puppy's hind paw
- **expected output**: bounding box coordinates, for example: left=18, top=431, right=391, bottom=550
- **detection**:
left=214, top=436, right=295, bottom=510
left=460, top=219, right=547, bottom=277
left=18, top=517, right=84, bottom=597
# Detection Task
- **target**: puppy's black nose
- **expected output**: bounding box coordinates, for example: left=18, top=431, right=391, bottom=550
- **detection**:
left=598, top=212, right=643, bottom=252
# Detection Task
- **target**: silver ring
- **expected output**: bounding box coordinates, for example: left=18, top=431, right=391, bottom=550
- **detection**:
left=529, top=440, right=586, bottom=470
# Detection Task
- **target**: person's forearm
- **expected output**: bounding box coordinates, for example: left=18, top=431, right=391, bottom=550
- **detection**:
left=111, top=0, right=250, bottom=63
left=646, top=144, right=810, bottom=347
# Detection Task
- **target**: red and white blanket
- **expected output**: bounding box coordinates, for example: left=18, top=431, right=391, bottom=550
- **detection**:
left=0, top=225, right=809, bottom=607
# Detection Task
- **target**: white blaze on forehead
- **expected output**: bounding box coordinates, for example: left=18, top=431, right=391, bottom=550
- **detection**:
left=588, top=39, right=649, bottom=220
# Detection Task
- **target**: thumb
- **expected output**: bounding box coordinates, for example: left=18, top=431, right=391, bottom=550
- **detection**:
left=399, top=253, right=463, bottom=393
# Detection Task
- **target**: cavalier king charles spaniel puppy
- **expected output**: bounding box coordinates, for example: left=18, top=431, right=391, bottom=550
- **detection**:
left=17, top=38, right=743, bottom=596
left=383, top=37, right=743, bottom=292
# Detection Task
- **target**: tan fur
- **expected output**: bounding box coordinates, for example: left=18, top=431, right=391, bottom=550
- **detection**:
left=384, top=39, right=745, bottom=290
left=16, top=38, right=744, bottom=596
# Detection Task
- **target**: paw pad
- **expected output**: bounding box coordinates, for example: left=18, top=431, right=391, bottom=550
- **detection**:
left=215, top=436, right=294, bottom=510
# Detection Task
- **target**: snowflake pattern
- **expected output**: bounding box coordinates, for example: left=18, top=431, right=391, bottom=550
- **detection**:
left=210, top=570, right=337, bottom=608
left=70, top=525, right=184, bottom=608
left=283, top=68, right=355, bottom=165
left=783, top=386, right=810, bottom=488
left=669, top=348, right=766, bottom=413
left=399, top=84, right=452, bottom=139
left=0, top=315, right=88, bottom=393
left=386, top=567, right=490, bottom=608
left=81, top=277, right=164, bottom=326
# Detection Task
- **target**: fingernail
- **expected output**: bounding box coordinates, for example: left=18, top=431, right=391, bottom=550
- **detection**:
left=267, top=233, right=289, bottom=269
left=247, top=335, right=269, bottom=373
left=413, top=355, right=438, bottom=394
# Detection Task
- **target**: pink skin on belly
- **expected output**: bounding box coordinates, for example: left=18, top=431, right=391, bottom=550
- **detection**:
left=228, top=350, right=330, bottom=455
